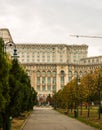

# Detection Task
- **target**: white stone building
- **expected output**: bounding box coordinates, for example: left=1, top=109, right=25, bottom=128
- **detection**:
left=0, top=28, right=102, bottom=101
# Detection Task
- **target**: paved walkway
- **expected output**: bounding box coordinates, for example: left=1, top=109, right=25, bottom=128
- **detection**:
left=22, top=106, right=98, bottom=130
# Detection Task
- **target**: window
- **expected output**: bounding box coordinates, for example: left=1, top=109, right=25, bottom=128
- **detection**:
left=60, top=70, right=65, bottom=75
left=74, top=55, right=76, bottom=58
left=42, top=77, right=46, bottom=84
left=47, top=52, right=50, bottom=56
left=69, top=77, right=72, bottom=82
left=47, top=77, right=51, bottom=84
left=52, top=48, right=55, bottom=51
left=42, top=55, right=45, bottom=59
left=60, top=70, right=65, bottom=88
left=42, top=71, right=46, bottom=77
left=22, top=59, right=24, bottom=62
left=42, top=86, right=46, bottom=91
left=88, top=60, right=90, bottom=63
left=52, top=58, right=55, bottom=62
left=84, top=71, right=87, bottom=75
left=47, top=71, right=51, bottom=77
left=42, top=52, right=45, bottom=55
left=79, top=71, right=82, bottom=77
left=47, top=59, right=50, bottom=62
left=92, top=59, right=94, bottom=63
left=74, top=71, right=78, bottom=77
left=47, top=86, right=51, bottom=91
left=37, top=77, right=40, bottom=85
left=52, top=77, right=56, bottom=85
left=60, top=55, right=63, bottom=58
left=37, top=59, right=40, bottom=62
left=37, top=71, right=40, bottom=77
left=53, top=71, right=56, bottom=76
left=32, top=55, right=34, bottom=58
left=60, top=77, right=64, bottom=85
left=42, top=59, right=45, bottom=62
left=37, top=55, right=39, bottom=58
left=22, top=55, right=24, bottom=58
left=27, top=59, right=29, bottom=62
left=96, top=59, right=99, bottom=62
left=60, top=59, right=63, bottom=62
left=52, top=86, right=56, bottom=91
left=47, top=56, right=50, bottom=62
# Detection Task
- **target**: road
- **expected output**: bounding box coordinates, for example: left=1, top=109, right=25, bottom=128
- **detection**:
left=22, top=106, right=98, bottom=130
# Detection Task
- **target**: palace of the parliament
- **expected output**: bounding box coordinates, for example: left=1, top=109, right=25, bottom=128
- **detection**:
left=0, top=28, right=102, bottom=101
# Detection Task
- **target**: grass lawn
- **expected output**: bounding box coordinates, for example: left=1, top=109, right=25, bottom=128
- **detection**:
left=57, top=106, right=102, bottom=130
left=11, top=111, right=31, bottom=130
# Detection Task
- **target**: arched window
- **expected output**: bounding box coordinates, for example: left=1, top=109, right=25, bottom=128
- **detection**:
left=42, top=85, right=46, bottom=91
left=74, top=71, right=78, bottom=77
left=53, top=71, right=56, bottom=77
left=52, top=77, right=56, bottom=85
left=60, top=70, right=65, bottom=75
left=37, top=71, right=40, bottom=77
left=69, top=71, right=72, bottom=76
left=84, top=71, right=87, bottom=75
left=47, top=71, right=51, bottom=77
left=42, top=77, right=46, bottom=85
left=60, top=70, right=65, bottom=89
left=42, top=71, right=46, bottom=77
left=47, top=77, right=51, bottom=84
left=79, top=71, right=82, bottom=77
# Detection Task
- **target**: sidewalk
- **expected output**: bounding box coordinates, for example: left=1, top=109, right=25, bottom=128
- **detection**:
left=22, top=106, right=98, bottom=130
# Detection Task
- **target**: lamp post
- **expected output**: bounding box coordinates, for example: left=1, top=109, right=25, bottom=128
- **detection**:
left=98, top=84, right=101, bottom=120
left=53, top=90, right=57, bottom=110
left=2, top=40, right=18, bottom=59
left=97, top=67, right=102, bottom=120
left=1, top=39, right=18, bottom=130
left=74, top=74, right=80, bottom=118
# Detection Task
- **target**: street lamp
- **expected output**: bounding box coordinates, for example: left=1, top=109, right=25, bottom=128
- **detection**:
left=97, top=67, right=102, bottom=120
left=2, top=40, right=19, bottom=59
left=74, top=74, right=80, bottom=118
left=1, top=39, right=19, bottom=130
left=53, top=90, right=57, bottom=110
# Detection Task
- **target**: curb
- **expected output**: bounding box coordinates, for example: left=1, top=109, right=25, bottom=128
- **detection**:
left=20, top=111, right=33, bottom=130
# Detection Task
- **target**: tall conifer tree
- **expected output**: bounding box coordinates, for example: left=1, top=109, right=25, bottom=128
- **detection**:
left=0, top=38, right=10, bottom=129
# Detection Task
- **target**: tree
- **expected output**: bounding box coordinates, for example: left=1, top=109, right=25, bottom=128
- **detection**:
left=0, top=38, right=10, bottom=130
left=93, top=68, right=102, bottom=119
left=0, top=38, right=37, bottom=129
left=9, top=59, right=37, bottom=116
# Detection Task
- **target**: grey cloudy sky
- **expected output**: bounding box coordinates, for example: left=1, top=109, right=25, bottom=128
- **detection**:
left=0, top=0, right=102, bottom=56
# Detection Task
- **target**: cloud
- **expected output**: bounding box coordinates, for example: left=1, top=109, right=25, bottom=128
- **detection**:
left=0, top=0, right=102, bottom=56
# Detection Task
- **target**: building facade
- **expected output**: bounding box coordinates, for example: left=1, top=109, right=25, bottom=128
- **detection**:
left=0, top=28, right=102, bottom=101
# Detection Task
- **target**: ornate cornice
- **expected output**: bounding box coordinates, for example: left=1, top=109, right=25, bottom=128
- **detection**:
left=22, top=62, right=102, bottom=67
left=15, top=43, right=88, bottom=48
left=81, top=55, right=102, bottom=60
